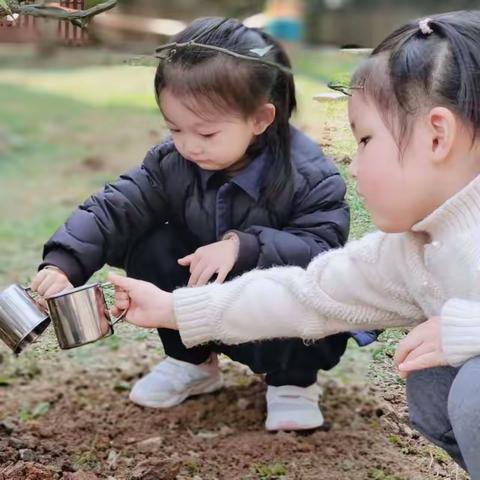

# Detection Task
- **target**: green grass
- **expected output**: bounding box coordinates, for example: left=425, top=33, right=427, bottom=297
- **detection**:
left=0, top=52, right=370, bottom=288
left=0, top=67, right=163, bottom=286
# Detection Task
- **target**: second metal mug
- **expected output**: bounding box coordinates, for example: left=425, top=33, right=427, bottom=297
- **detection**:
left=47, top=282, right=127, bottom=350
left=0, top=284, right=50, bottom=354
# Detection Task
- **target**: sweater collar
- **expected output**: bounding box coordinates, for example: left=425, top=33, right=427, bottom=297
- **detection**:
left=412, top=174, right=480, bottom=241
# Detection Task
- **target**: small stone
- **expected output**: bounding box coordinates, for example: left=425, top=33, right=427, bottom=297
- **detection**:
left=135, top=436, right=164, bottom=452
left=219, top=425, right=234, bottom=436
left=19, top=448, right=35, bottom=462
left=195, top=431, right=219, bottom=439
left=106, top=449, right=120, bottom=469
left=236, top=398, right=251, bottom=410
left=8, top=437, right=28, bottom=449
left=0, top=419, right=16, bottom=435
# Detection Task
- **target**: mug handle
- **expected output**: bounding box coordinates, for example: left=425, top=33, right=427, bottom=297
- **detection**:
left=101, top=282, right=130, bottom=326
left=23, top=285, right=50, bottom=315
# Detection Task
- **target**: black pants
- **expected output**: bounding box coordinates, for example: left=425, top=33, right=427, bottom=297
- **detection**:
left=125, top=224, right=349, bottom=387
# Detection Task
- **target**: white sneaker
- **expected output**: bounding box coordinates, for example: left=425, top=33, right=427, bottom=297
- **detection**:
left=129, top=354, right=224, bottom=408
left=265, top=384, right=324, bottom=431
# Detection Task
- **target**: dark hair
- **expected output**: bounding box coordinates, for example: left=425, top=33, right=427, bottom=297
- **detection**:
left=351, top=10, right=480, bottom=147
left=154, top=17, right=296, bottom=206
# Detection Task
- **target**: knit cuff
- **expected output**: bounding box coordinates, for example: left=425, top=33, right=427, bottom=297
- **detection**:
left=173, top=285, right=224, bottom=348
left=441, top=298, right=480, bottom=367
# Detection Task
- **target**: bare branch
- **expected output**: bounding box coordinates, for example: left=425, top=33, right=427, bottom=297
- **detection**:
left=1, top=0, right=116, bottom=23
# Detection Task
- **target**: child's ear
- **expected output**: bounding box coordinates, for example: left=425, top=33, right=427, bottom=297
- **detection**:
left=428, top=107, right=457, bottom=164
left=252, top=103, right=276, bottom=135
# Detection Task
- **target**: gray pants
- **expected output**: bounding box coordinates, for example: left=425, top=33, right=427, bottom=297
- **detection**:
left=407, top=357, right=480, bottom=479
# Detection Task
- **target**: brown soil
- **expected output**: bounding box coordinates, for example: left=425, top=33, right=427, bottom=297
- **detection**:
left=0, top=326, right=468, bottom=480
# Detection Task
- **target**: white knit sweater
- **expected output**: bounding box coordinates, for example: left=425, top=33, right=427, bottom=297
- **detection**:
left=174, top=175, right=480, bottom=367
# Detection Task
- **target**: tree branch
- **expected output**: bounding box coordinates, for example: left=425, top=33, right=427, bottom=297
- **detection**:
left=1, top=0, right=117, bottom=23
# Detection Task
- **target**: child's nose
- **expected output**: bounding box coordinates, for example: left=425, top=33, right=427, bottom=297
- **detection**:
left=184, top=139, right=203, bottom=157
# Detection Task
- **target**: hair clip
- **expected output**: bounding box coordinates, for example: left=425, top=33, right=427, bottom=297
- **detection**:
left=419, top=18, right=433, bottom=35
left=249, top=45, right=274, bottom=57
left=327, top=82, right=364, bottom=97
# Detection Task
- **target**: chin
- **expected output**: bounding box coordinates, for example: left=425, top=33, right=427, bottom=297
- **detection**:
left=373, top=216, right=411, bottom=234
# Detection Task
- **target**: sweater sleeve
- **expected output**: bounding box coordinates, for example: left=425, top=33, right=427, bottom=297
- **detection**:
left=174, top=231, right=424, bottom=348
left=441, top=299, right=480, bottom=366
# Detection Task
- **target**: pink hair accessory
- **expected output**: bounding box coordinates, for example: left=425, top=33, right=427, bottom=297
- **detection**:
left=419, top=18, right=434, bottom=35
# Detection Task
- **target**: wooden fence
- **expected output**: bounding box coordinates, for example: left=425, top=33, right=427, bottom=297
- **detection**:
left=0, top=0, right=88, bottom=45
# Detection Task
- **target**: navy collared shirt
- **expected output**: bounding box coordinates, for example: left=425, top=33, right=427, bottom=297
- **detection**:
left=198, top=151, right=267, bottom=238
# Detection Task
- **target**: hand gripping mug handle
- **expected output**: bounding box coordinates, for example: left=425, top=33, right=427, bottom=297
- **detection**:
left=101, top=282, right=130, bottom=326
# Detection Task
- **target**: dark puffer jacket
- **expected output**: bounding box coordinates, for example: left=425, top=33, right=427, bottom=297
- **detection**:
left=41, top=127, right=349, bottom=288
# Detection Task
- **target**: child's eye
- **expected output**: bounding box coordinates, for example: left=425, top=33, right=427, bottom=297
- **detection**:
left=359, top=136, right=371, bottom=146
left=201, top=132, right=218, bottom=138
left=169, top=128, right=181, bottom=134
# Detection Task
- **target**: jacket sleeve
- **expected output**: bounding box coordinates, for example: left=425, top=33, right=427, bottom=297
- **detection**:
left=232, top=171, right=349, bottom=274
left=40, top=143, right=172, bottom=286
left=174, top=232, right=425, bottom=348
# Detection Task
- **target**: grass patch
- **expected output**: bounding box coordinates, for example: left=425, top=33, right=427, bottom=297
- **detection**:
left=254, top=463, right=288, bottom=479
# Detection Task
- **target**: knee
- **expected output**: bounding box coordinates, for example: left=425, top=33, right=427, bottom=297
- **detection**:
left=448, top=357, right=480, bottom=429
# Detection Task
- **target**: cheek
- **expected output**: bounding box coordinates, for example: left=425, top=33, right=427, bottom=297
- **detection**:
left=356, top=155, right=386, bottom=192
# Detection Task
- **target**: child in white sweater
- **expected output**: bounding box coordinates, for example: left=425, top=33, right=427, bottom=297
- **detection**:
left=109, top=11, right=480, bottom=477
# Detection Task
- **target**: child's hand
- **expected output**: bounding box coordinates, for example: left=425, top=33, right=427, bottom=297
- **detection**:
left=31, top=266, right=73, bottom=298
left=108, top=273, right=177, bottom=329
left=393, top=317, right=448, bottom=377
left=178, top=237, right=239, bottom=286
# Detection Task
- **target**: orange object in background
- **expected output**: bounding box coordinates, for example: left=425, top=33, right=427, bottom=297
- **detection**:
left=264, top=0, right=304, bottom=42
left=265, top=0, right=303, bottom=19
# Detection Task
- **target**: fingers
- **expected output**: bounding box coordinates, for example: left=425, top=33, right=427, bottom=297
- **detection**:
left=44, top=282, right=72, bottom=299
left=32, top=269, right=58, bottom=296
left=393, top=332, right=424, bottom=367
left=215, top=267, right=230, bottom=284
left=30, top=269, right=49, bottom=292
left=396, top=341, right=430, bottom=378
left=114, top=289, right=130, bottom=311
left=107, top=272, right=136, bottom=293
left=108, top=273, right=133, bottom=317
left=178, top=254, right=194, bottom=266
left=188, top=262, right=205, bottom=286
left=398, top=352, right=447, bottom=375
left=111, top=305, right=122, bottom=317
left=34, top=297, right=49, bottom=313
left=400, top=341, right=431, bottom=364
left=32, top=271, right=71, bottom=298
left=195, top=267, right=217, bottom=286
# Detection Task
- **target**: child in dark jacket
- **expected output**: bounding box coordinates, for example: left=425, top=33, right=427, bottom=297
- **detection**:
left=32, top=17, right=367, bottom=431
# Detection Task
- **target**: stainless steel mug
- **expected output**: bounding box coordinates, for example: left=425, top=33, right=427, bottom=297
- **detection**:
left=47, top=282, right=128, bottom=350
left=0, top=285, right=50, bottom=354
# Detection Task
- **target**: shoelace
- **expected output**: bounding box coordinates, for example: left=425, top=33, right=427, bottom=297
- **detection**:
left=267, top=384, right=321, bottom=404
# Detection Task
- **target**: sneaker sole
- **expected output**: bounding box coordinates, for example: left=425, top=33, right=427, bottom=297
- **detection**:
left=129, top=375, right=224, bottom=409
left=265, top=419, right=325, bottom=432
